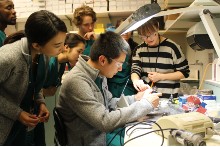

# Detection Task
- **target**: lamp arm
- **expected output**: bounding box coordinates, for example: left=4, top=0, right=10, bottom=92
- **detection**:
left=199, top=9, right=220, bottom=58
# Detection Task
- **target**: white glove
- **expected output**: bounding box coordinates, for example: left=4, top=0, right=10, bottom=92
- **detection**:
left=133, top=80, right=149, bottom=92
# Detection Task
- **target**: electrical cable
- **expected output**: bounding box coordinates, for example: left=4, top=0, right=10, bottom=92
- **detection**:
left=126, top=121, right=152, bottom=136
left=124, top=128, right=174, bottom=146
left=128, top=127, right=152, bottom=137
left=198, top=62, right=212, bottom=90
left=124, top=120, right=172, bottom=146
left=107, top=126, right=126, bottom=146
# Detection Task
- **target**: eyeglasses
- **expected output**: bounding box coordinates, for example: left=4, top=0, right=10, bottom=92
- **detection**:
left=110, top=58, right=123, bottom=68
left=139, top=32, right=157, bottom=40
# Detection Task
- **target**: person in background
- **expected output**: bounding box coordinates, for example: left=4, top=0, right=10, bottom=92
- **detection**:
left=108, top=18, right=138, bottom=98
left=43, top=33, right=86, bottom=97
left=56, top=31, right=160, bottom=146
left=0, top=0, right=16, bottom=46
left=0, top=10, right=67, bottom=145
left=131, top=17, right=190, bottom=99
left=107, top=18, right=139, bottom=146
left=73, top=4, right=97, bottom=56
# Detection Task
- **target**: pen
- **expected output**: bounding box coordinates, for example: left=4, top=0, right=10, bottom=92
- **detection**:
left=151, top=82, right=154, bottom=88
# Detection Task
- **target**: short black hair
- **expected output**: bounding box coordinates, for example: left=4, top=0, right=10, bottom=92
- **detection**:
left=25, top=10, right=67, bottom=46
left=90, top=31, right=129, bottom=62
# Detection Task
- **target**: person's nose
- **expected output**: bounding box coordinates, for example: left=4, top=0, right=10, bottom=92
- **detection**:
left=118, top=65, right=123, bottom=71
left=12, top=8, right=16, bottom=15
left=59, top=44, right=64, bottom=53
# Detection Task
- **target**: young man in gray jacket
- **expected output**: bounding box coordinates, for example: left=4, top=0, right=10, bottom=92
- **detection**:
left=56, top=31, right=159, bottom=145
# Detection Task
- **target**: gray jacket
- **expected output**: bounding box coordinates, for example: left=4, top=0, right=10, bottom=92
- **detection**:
left=56, top=56, right=154, bottom=145
left=0, top=38, right=45, bottom=145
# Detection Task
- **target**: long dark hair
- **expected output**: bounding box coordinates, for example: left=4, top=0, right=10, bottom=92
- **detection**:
left=25, top=10, right=67, bottom=46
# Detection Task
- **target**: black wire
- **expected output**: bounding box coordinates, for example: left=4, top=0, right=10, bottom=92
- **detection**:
left=126, top=121, right=152, bottom=136
left=150, top=121, right=164, bottom=146
left=128, top=127, right=152, bottom=137
left=124, top=128, right=173, bottom=146
left=107, top=126, right=126, bottom=146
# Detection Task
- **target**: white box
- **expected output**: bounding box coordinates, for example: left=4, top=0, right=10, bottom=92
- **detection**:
left=94, top=2, right=101, bottom=7
left=66, top=0, right=73, bottom=4
left=65, top=4, right=72, bottom=9
left=116, top=1, right=123, bottom=6
left=109, top=6, right=116, bottom=11
left=65, top=8, right=73, bottom=13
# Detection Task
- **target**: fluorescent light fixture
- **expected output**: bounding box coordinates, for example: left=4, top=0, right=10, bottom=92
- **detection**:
left=115, top=3, right=161, bottom=35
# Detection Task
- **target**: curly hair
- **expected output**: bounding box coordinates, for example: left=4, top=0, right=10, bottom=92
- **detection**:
left=72, top=5, right=97, bottom=27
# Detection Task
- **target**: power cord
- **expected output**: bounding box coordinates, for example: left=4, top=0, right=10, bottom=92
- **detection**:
left=124, top=121, right=167, bottom=146
left=126, top=121, right=152, bottom=136
left=198, top=62, right=212, bottom=90
left=124, top=128, right=174, bottom=146
left=107, top=126, right=126, bottom=146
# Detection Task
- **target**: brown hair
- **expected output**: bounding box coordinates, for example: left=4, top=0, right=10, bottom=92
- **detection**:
left=137, top=18, right=159, bottom=36
left=72, top=5, right=97, bottom=27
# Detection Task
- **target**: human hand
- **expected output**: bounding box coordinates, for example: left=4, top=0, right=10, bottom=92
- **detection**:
left=84, top=32, right=96, bottom=40
left=148, top=72, right=161, bottom=83
left=38, top=103, right=50, bottom=123
left=18, top=111, right=39, bottom=127
left=135, top=88, right=152, bottom=101
left=144, top=93, right=161, bottom=108
left=133, top=80, right=149, bottom=92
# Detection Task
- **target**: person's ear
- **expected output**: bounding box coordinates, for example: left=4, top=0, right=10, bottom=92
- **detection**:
left=64, top=45, right=69, bottom=52
left=32, top=43, right=41, bottom=53
left=99, top=55, right=107, bottom=66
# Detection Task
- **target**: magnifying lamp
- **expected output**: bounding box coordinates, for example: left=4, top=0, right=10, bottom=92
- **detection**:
left=114, top=3, right=161, bottom=35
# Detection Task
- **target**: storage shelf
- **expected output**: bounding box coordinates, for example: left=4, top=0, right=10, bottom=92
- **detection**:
left=160, top=2, right=220, bottom=34
left=17, top=10, right=134, bottom=23
left=205, top=80, right=220, bottom=87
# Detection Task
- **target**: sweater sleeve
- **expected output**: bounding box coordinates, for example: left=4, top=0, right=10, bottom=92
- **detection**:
left=0, top=56, right=23, bottom=121
left=59, top=75, right=154, bottom=132
left=131, top=46, right=143, bottom=77
left=171, top=44, right=190, bottom=78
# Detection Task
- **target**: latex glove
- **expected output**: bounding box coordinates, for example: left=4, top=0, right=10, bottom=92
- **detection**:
left=133, top=80, right=149, bottom=92
left=144, top=93, right=162, bottom=108
left=18, top=111, right=39, bottom=127
left=135, top=88, right=152, bottom=101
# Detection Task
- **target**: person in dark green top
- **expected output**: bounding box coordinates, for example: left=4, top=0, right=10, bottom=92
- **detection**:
left=1, top=10, right=67, bottom=145
left=43, top=33, right=86, bottom=97
left=108, top=18, right=138, bottom=98
left=72, top=4, right=97, bottom=56
left=0, top=0, right=16, bottom=47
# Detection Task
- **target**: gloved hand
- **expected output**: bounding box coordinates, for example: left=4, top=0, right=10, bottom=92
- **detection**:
left=133, top=79, right=149, bottom=92
left=144, top=93, right=161, bottom=108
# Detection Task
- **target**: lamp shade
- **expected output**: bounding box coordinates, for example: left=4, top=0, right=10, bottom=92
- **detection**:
left=115, top=3, right=161, bottom=35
